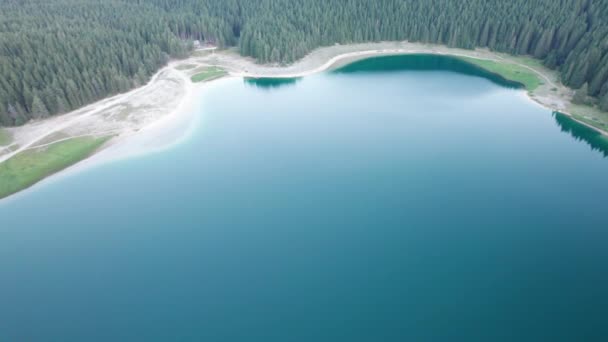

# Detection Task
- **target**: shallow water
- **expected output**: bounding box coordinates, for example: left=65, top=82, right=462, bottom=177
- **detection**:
left=1, top=55, right=608, bottom=341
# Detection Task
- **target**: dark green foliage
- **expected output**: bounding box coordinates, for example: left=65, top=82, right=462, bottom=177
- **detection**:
left=2, top=0, right=608, bottom=126
left=600, top=93, right=608, bottom=112
left=30, top=96, right=49, bottom=120
left=0, top=0, right=238, bottom=126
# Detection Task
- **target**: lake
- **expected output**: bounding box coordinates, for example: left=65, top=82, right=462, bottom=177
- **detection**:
left=1, top=55, right=608, bottom=341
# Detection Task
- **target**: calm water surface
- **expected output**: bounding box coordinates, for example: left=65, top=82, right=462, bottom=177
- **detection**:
left=1, top=55, right=608, bottom=341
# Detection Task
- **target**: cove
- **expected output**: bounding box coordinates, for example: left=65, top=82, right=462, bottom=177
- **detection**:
left=1, top=55, right=608, bottom=341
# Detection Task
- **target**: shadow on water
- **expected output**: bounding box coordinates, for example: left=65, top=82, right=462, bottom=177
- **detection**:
left=333, top=54, right=524, bottom=90
left=553, top=112, right=608, bottom=158
left=244, top=77, right=302, bottom=90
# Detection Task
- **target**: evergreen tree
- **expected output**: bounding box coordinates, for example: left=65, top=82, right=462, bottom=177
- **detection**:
left=30, top=96, right=50, bottom=119
left=600, top=93, right=608, bottom=112
left=55, top=96, right=68, bottom=114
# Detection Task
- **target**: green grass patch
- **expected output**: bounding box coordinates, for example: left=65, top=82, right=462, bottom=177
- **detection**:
left=554, top=112, right=608, bottom=157
left=571, top=114, right=608, bottom=131
left=0, top=128, right=12, bottom=146
left=567, top=102, right=608, bottom=131
left=459, top=57, right=541, bottom=91
left=190, top=67, right=227, bottom=83
left=0, top=136, right=110, bottom=199
left=509, top=55, right=546, bottom=70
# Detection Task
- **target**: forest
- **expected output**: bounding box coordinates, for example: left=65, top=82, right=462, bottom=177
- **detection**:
left=1, top=0, right=608, bottom=126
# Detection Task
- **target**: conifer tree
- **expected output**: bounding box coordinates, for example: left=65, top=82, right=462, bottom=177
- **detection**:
left=600, top=93, right=608, bottom=112
left=30, top=96, right=50, bottom=119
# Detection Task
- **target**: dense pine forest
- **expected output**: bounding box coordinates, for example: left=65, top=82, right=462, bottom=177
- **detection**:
left=2, top=0, right=608, bottom=126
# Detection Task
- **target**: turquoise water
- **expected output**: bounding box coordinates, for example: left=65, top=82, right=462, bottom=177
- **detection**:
left=1, top=55, right=608, bottom=341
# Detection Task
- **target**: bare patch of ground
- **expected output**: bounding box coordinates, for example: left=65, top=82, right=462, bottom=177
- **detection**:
left=0, top=63, right=194, bottom=165
left=0, top=128, right=11, bottom=146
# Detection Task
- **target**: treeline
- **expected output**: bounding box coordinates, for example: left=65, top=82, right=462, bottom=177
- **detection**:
left=2, top=0, right=608, bottom=126
left=236, top=0, right=608, bottom=110
left=0, top=0, right=236, bottom=125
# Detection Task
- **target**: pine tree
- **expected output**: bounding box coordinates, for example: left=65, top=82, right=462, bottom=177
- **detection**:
left=55, top=96, right=68, bottom=114
left=30, top=96, right=50, bottom=119
left=7, top=104, right=27, bottom=126
left=0, top=104, right=8, bottom=126
left=600, top=93, right=608, bottom=112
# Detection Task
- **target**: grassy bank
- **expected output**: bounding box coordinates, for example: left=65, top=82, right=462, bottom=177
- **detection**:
left=457, top=56, right=608, bottom=134
left=554, top=112, right=608, bottom=157
left=567, top=103, right=608, bottom=132
left=0, top=128, right=12, bottom=146
left=191, top=67, right=227, bottom=82
left=0, top=136, right=110, bottom=199
left=459, top=57, right=541, bottom=91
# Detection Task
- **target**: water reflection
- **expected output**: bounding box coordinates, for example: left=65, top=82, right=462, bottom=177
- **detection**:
left=553, top=112, right=608, bottom=157
left=333, top=54, right=524, bottom=89
left=244, top=77, right=302, bottom=90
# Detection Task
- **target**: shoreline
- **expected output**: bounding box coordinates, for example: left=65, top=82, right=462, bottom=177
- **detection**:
left=230, top=47, right=607, bottom=137
left=2, top=41, right=607, bottom=201
left=0, top=73, right=214, bottom=203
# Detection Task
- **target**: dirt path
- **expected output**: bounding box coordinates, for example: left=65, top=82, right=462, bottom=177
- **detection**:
left=0, top=69, right=171, bottom=163
left=230, top=48, right=507, bottom=78
left=0, top=62, right=194, bottom=164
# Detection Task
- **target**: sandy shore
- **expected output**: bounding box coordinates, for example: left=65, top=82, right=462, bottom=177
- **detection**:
left=1, top=41, right=607, bottom=200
